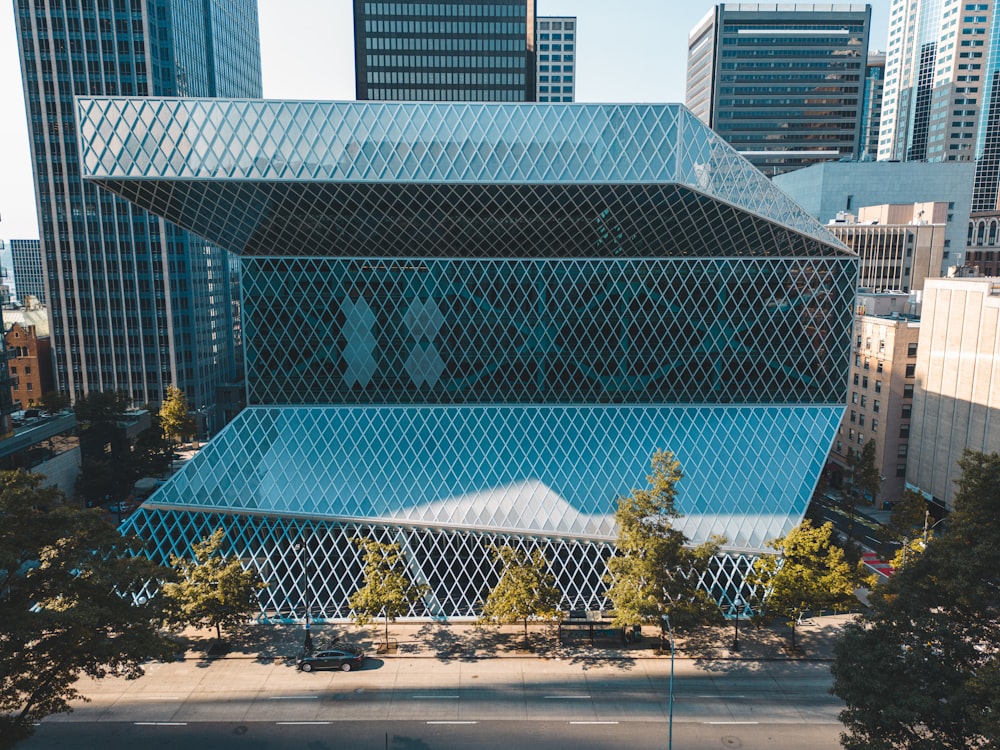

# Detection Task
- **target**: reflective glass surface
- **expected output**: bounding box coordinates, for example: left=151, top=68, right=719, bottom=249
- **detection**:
left=77, top=100, right=848, bottom=254
left=244, top=257, right=853, bottom=405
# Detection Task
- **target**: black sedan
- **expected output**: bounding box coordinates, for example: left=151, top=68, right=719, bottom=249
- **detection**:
left=296, top=646, right=366, bottom=672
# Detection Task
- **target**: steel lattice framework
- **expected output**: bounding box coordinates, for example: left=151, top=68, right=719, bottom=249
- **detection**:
left=77, top=100, right=856, bottom=620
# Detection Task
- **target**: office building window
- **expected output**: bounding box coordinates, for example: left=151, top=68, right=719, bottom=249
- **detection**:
left=907, top=343, right=918, bottom=356
left=850, top=410, right=856, bottom=423
left=873, top=399, right=880, bottom=413
left=862, top=376, right=868, bottom=388
left=875, top=380, right=882, bottom=393
left=905, top=364, right=915, bottom=377
left=903, top=384, right=914, bottom=399
left=899, top=424, right=910, bottom=438
left=902, top=404, right=912, bottom=419
left=896, top=463, right=906, bottom=478
left=898, top=444, right=908, bottom=457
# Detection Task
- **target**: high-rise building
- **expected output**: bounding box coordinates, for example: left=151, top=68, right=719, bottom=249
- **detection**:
left=9, top=239, right=44, bottom=305
left=861, top=52, right=886, bottom=160
left=973, top=5, right=1000, bottom=211
left=879, top=0, right=993, bottom=163
left=686, top=3, right=872, bottom=176
left=79, top=98, right=856, bottom=619
left=353, top=0, right=536, bottom=101
left=13, top=0, right=262, bottom=425
left=536, top=16, right=576, bottom=102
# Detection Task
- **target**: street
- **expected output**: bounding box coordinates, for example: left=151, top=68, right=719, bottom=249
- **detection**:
left=22, top=653, right=844, bottom=749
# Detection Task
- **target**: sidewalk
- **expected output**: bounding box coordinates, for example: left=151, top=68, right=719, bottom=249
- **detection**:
left=179, top=613, right=857, bottom=666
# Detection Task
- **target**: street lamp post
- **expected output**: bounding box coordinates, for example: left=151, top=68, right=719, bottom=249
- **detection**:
left=294, top=540, right=312, bottom=653
left=732, top=596, right=743, bottom=652
left=661, top=614, right=675, bottom=750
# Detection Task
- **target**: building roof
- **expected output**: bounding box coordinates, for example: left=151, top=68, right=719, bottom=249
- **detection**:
left=77, top=99, right=850, bottom=259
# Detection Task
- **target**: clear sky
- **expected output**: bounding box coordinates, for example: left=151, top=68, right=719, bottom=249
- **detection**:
left=0, top=0, right=890, bottom=241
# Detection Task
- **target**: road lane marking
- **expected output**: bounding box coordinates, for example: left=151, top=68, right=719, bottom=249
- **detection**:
left=134, top=722, right=187, bottom=726
left=697, top=695, right=746, bottom=698
left=706, top=721, right=759, bottom=725
left=276, top=722, right=331, bottom=725
left=268, top=695, right=320, bottom=700
left=544, top=695, right=590, bottom=699
left=412, top=695, right=460, bottom=699
left=135, top=696, right=180, bottom=701
left=427, top=721, right=478, bottom=725
left=570, top=721, right=619, bottom=725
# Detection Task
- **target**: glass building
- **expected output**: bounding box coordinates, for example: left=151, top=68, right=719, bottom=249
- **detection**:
left=685, top=3, right=871, bottom=176
left=353, top=0, right=536, bottom=101
left=9, top=240, right=44, bottom=305
left=13, top=0, right=261, bottom=421
left=77, top=99, right=856, bottom=620
left=880, top=0, right=992, bottom=163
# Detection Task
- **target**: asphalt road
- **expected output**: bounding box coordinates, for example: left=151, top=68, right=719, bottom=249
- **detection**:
left=814, top=496, right=899, bottom=559
left=21, top=656, right=843, bottom=749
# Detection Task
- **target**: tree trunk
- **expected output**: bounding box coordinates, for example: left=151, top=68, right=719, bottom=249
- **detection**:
left=790, top=620, right=797, bottom=650
left=385, top=614, right=389, bottom=645
left=216, top=622, right=222, bottom=641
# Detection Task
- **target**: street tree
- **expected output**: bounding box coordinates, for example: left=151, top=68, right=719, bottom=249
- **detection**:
left=479, top=544, right=562, bottom=645
left=74, top=390, right=137, bottom=505
left=749, top=519, right=856, bottom=650
left=159, top=385, right=195, bottom=448
left=0, top=470, right=176, bottom=745
left=160, top=528, right=265, bottom=642
left=37, top=390, right=70, bottom=414
left=349, top=537, right=428, bottom=645
left=832, top=449, right=1000, bottom=750
left=853, top=440, right=882, bottom=508
left=604, top=450, right=725, bottom=638
left=886, top=488, right=928, bottom=542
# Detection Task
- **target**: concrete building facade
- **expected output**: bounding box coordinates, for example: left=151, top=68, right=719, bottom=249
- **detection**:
left=830, top=292, right=920, bottom=505
left=686, top=3, right=871, bottom=175
left=774, top=160, right=975, bottom=269
left=827, top=202, right=948, bottom=292
left=536, top=16, right=575, bottom=102
left=353, top=0, right=537, bottom=101
left=907, top=275, right=1000, bottom=511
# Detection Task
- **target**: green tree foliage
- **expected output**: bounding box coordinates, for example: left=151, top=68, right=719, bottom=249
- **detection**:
left=349, top=538, right=428, bottom=645
left=479, top=544, right=562, bottom=644
left=74, top=390, right=136, bottom=505
left=0, top=470, right=176, bottom=744
left=604, top=450, right=725, bottom=635
left=853, top=440, right=882, bottom=507
left=886, top=488, right=928, bottom=542
left=749, top=519, right=856, bottom=650
left=37, top=391, right=70, bottom=414
left=132, top=408, right=171, bottom=478
left=158, top=385, right=195, bottom=447
left=832, top=450, right=1000, bottom=750
left=160, top=528, right=265, bottom=641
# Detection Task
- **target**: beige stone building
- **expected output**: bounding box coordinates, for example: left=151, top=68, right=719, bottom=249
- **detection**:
left=829, top=292, right=920, bottom=506
left=907, top=275, right=1000, bottom=511
left=827, top=202, right=948, bottom=293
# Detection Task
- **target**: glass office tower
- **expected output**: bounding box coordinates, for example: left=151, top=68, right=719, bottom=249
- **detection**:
left=78, top=99, right=856, bottom=620
left=353, top=0, right=536, bottom=101
left=13, top=0, right=261, bottom=420
left=686, top=3, right=871, bottom=176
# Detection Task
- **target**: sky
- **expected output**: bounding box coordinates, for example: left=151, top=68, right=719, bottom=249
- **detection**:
left=0, top=0, right=891, bottom=241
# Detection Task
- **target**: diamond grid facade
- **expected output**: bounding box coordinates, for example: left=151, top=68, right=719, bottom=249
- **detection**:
left=77, top=100, right=856, bottom=620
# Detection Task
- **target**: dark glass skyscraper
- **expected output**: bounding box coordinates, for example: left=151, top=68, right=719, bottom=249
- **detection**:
left=353, top=0, right=536, bottom=101
left=14, top=0, right=261, bottom=424
left=686, top=3, right=871, bottom=176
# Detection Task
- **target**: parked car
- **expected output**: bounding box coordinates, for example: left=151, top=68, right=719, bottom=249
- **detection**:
left=297, top=645, right=366, bottom=673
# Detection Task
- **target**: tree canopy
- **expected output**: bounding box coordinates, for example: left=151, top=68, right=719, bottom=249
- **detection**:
left=886, top=488, right=929, bottom=542
left=479, top=544, right=562, bottom=643
left=159, top=385, right=195, bottom=447
left=0, top=470, right=176, bottom=745
left=349, top=538, right=428, bottom=645
left=604, top=450, right=725, bottom=634
left=831, top=449, right=1000, bottom=750
left=159, top=528, right=265, bottom=642
left=749, top=519, right=856, bottom=650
